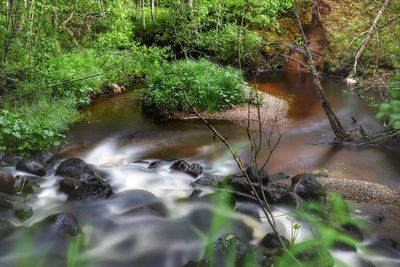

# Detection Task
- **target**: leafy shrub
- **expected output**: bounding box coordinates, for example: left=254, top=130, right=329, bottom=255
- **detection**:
left=376, top=72, right=400, bottom=129
left=142, top=59, right=246, bottom=112
left=388, top=71, right=400, bottom=100
left=134, top=0, right=292, bottom=68
left=0, top=98, right=80, bottom=154
left=377, top=100, right=400, bottom=129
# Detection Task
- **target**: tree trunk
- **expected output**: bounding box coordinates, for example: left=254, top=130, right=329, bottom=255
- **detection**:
left=293, top=0, right=351, bottom=141
left=150, top=0, right=155, bottom=23
left=346, top=0, right=391, bottom=81
left=141, top=0, right=145, bottom=29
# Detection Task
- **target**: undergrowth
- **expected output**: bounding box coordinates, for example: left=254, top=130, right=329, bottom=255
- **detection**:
left=142, top=59, right=246, bottom=112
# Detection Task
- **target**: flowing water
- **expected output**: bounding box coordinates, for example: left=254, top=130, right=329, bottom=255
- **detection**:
left=1, top=71, right=399, bottom=267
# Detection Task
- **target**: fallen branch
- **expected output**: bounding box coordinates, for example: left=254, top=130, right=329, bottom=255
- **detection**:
left=44, top=72, right=104, bottom=89
left=346, top=0, right=391, bottom=80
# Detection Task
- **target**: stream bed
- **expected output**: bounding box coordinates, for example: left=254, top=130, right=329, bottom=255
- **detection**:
left=1, top=71, right=399, bottom=267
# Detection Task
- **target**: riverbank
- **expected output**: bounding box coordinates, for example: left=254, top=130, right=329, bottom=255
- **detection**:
left=319, top=177, right=400, bottom=206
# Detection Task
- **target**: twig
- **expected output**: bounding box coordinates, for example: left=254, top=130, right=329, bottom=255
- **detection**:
left=44, top=72, right=104, bottom=89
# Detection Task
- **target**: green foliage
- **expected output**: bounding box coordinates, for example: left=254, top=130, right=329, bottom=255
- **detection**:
left=0, top=98, right=80, bottom=154
left=142, top=59, right=246, bottom=112
left=376, top=71, right=400, bottom=129
left=388, top=71, right=400, bottom=100
left=277, top=193, right=362, bottom=267
left=377, top=100, right=400, bottom=129
left=135, top=0, right=292, bottom=68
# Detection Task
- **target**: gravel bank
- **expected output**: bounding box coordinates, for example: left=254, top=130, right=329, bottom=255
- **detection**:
left=318, top=177, right=400, bottom=206
left=166, top=92, right=289, bottom=128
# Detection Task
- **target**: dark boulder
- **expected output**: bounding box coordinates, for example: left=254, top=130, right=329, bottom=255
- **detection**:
left=16, top=157, right=46, bottom=176
left=334, top=223, right=363, bottom=251
left=13, top=196, right=33, bottom=221
left=43, top=213, right=80, bottom=236
left=59, top=176, right=113, bottom=201
left=0, top=193, right=33, bottom=221
left=0, top=169, right=15, bottom=194
left=260, top=233, right=290, bottom=250
left=55, top=158, right=95, bottom=180
left=225, top=175, right=274, bottom=202
left=182, top=260, right=214, bottom=267
left=235, top=202, right=261, bottom=221
left=245, top=165, right=269, bottom=184
left=170, top=160, right=203, bottom=177
left=269, top=172, right=290, bottom=182
left=192, top=174, right=224, bottom=187
left=291, top=173, right=326, bottom=200
left=0, top=152, right=22, bottom=167
left=0, top=192, right=14, bottom=210
left=148, top=161, right=162, bottom=169
left=36, top=151, right=55, bottom=166
left=275, top=192, right=304, bottom=208
left=59, top=177, right=82, bottom=195
left=298, top=247, right=334, bottom=267
left=214, top=233, right=251, bottom=258
left=13, top=175, right=39, bottom=194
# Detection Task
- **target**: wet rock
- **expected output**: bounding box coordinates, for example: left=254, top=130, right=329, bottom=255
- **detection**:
left=225, top=175, right=274, bottom=203
left=0, top=169, right=15, bottom=194
left=16, top=157, right=46, bottom=176
left=214, top=233, right=250, bottom=258
left=260, top=233, right=290, bottom=250
left=269, top=172, right=290, bottom=182
left=341, top=223, right=363, bottom=241
left=192, top=174, right=224, bottom=187
left=55, top=158, right=95, bottom=180
left=0, top=152, right=22, bottom=167
left=0, top=192, right=14, bottom=210
left=109, top=190, right=168, bottom=217
left=189, top=189, right=203, bottom=198
left=182, top=260, right=214, bottom=267
left=366, top=238, right=400, bottom=258
left=372, top=213, right=384, bottom=224
left=59, top=177, right=82, bottom=195
left=291, top=173, right=326, bottom=200
left=245, top=165, right=269, bottom=183
left=298, top=247, right=334, bottom=267
left=170, top=160, right=203, bottom=177
left=235, top=202, right=260, bottom=221
left=190, top=163, right=203, bottom=177
left=60, top=176, right=113, bottom=201
left=275, top=192, right=304, bottom=208
left=359, top=258, right=377, bottom=267
left=13, top=196, right=33, bottom=221
left=13, top=175, right=39, bottom=194
left=334, top=223, right=363, bottom=251
left=148, top=161, right=162, bottom=169
left=43, top=213, right=80, bottom=236
left=35, top=151, right=55, bottom=166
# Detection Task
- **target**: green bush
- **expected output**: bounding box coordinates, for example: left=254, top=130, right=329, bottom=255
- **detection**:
left=377, top=72, right=400, bottom=130
left=142, top=59, right=246, bottom=112
left=0, top=98, right=80, bottom=154
left=389, top=71, right=400, bottom=100
left=377, top=100, right=400, bottom=129
left=134, top=0, right=292, bottom=68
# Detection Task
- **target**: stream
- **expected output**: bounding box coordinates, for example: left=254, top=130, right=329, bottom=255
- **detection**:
left=0, top=71, right=399, bottom=267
